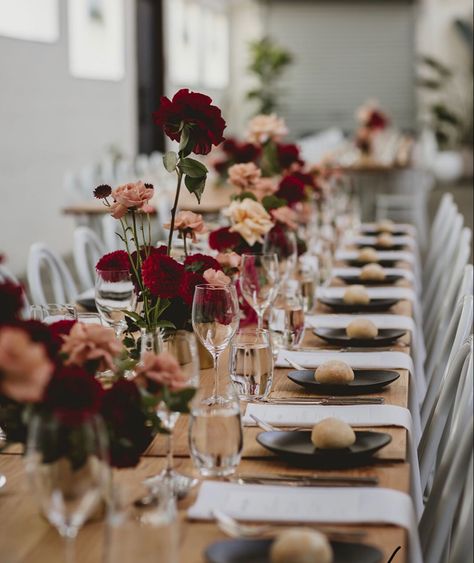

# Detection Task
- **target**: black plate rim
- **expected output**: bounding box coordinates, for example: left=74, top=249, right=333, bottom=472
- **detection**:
left=318, top=297, right=400, bottom=312
left=337, top=274, right=404, bottom=285
left=313, top=327, right=406, bottom=346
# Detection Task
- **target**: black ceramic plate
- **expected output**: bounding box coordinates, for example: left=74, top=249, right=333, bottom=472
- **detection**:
left=356, top=242, right=405, bottom=251
left=287, top=369, right=400, bottom=395
left=314, top=327, right=406, bottom=347
left=318, top=297, right=399, bottom=313
left=361, top=227, right=407, bottom=236
left=76, top=297, right=97, bottom=312
left=205, top=538, right=383, bottom=563
left=347, top=259, right=398, bottom=268
left=256, top=431, right=391, bottom=469
left=337, top=274, right=404, bottom=286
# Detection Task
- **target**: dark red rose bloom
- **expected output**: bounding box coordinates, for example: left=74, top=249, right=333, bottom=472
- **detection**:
left=265, top=224, right=296, bottom=258
left=96, top=251, right=130, bottom=272
left=44, top=365, right=104, bottom=426
left=130, top=245, right=167, bottom=290
left=275, top=174, right=306, bottom=206
left=14, top=320, right=60, bottom=359
left=153, top=88, right=226, bottom=155
left=184, top=253, right=222, bottom=275
left=367, top=110, right=388, bottom=130
left=0, top=281, right=24, bottom=322
left=49, top=319, right=77, bottom=350
left=160, top=297, right=191, bottom=331
left=179, top=270, right=205, bottom=305
left=101, top=379, right=153, bottom=468
left=222, top=138, right=238, bottom=154
left=214, top=159, right=229, bottom=175
left=142, top=253, right=184, bottom=298
left=234, top=142, right=261, bottom=164
left=208, top=227, right=241, bottom=252
left=276, top=143, right=303, bottom=170
left=291, top=170, right=315, bottom=189
left=93, top=184, right=112, bottom=199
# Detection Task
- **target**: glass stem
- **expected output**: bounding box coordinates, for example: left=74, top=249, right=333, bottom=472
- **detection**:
left=166, top=430, right=174, bottom=474
left=257, top=312, right=264, bottom=330
left=213, top=352, right=219, bottom=401
left=62, top=529, right=77, bottom=563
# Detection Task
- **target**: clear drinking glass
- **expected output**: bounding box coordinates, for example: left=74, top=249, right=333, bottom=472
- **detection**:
left=269, top=287, right=306, bottom=352
left=30, top=304, right=77, bottom=323
left=95, top=269, right=135, bottom=337
left=239, top=253, right=280, bottom=329
left=25, top=413, right=110, bottom=563
left=263, top=229, right=297, bottom=283
left=229, top=328, right=273, bottom=401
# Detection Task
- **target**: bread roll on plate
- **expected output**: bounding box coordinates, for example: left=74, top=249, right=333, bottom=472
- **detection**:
left=314, top=360, right=354, bottom=384
left=270, top=528, right=333, bottom=563
left=311, top=418, right=356, bottom=449
left=343, top=285, right=370, bottom=305
left=346, top=318, right=378, bottom=339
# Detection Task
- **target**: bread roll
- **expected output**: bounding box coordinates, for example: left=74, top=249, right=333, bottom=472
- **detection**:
left=358, top=247, right=378, bottom=263
left=360, top=263, right=386, bottom=281
left=343, top=285, right=370, bottom=305
left=377, top=219, right=394, bottom=233
left=270, top=528, right=333, bottom=563
left=314, top=360, right=354, bottom=384
left=377, top=233, right=394, bottom=248
left=311, top=418, right=356, bottom=449
left=346, top=318, right=378, bottom=339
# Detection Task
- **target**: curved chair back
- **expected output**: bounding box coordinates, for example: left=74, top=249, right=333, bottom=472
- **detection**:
left=448, top=454, right=473, bottom=563
left=73, top=226, right=106, bottom=290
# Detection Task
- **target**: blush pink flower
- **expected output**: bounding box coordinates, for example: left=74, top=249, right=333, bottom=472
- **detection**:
left=110, top=181, right=155, bottom=219
left=216, top=252, right=241, bottom=269
left=60, top=322, right=122, bottom=372
left=135, top=351, right=187, bottom=392
left=203, top=268, right=231, bottom=287
left=246, top=114, right=288, bottom=145
left=270, top=206, right=298, bottom=230
left=228, top=163, right=262, bottom=191
left=164, top=210, right=207, bottom=242
left=0, top=327, right=54, bottom=403
left=251, top=177, right=278, bottom=201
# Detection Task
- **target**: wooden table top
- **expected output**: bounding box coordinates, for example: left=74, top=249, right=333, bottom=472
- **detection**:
left=0, top=254, right=416, bottom=563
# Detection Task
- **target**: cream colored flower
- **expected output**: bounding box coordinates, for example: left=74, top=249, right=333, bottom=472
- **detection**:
left=224, top=199, right=274, bottom=246
left=246, top=114, right=288, bottom=145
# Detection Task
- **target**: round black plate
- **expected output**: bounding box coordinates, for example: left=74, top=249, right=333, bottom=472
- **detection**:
left=205, top=538, right=383, bottom=563
left=337, top=274, right=404, bottom=286
left=287, top=369, right=400, bottom=395
left=347, top=259, right=398, bottom=268
left=314, top=327, right=406, bottom=347
left=318, top=297, right=399, bottom=313
left=361, top=227, right=407, bottom=237
left=76, top=297, right=97, bottom=312
left=356, top=243, right=405, bottom=251
left=256, top=431, right=391, bottom=468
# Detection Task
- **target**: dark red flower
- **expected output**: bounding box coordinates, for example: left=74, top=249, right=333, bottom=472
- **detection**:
left=101, top=379, right=153, bottom=468
left=153, top=88, right=226, bottom=155
left=93, top=184, right=112, bottom=199
left=184, top=253, right=222, bottom=275
left=214, top=159, right=229, bottom=176
left=14, top=320, right=60, bottom=359
left=222, top=139, right=239, bottom=154
left=142, top=254, right=184, bottom=298
left=179, top=270, right=205, bottom=305
left=367, top=110, right=388, bottom=130
left=44, top=365, right=104, bottom=426
left=0, top=254, right=5, bottom=264
left=0, top=281, right=24, bottom=322
left=291, top=170, right=316, bottom=189
left=234, top=142, right=261, bottom=164
left=49, top=320, right=77, bottom=350
left=276, top=143, right=303, bottom=170
left=96, top=251, right=130, bottom=272
left=275, top=174, right=306, bottom=206
left=208, top=227, right=241, bottom=252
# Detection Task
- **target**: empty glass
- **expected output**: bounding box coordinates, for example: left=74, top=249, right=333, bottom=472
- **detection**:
left=95, top=268, right=135, bottom=337
left=269, top=286, right=306, bottom=353
left=239, top=253, right=280, bottom=329
left=30, top=304, right=77, bottom=323
left=229, top=328, right=273, bottom=401
left=263, top=228, right=297, bottom=283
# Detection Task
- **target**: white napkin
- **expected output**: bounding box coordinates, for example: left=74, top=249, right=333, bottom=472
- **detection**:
left=318, top=286, right=416, bottom=303
left=336, top=249, right=416, bottom=265
left=188, top=481, right=422, bottom=563
left=276, top=349, right=423, bottom=438
left=243, top=403, right=423, bottom=520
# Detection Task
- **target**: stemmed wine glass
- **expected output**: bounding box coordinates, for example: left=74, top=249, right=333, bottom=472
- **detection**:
left=95, top=268, right=135, bottom=338
left=192, top=284, right=240, bottom=402
left=25, top=413, right=109, bottom=563
left=239, top=253, right=280, bottom=329
left=263, top=229, right=297, bottom=285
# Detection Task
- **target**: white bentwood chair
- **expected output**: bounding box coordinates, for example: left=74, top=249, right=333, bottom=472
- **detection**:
left=27, top=243, right=78, bottom=305
left=73, top=226, right=106, bottom=291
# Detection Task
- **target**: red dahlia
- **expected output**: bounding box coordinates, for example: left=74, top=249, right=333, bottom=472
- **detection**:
left=184, top=253, right=222, bottom=275
left=276, top=143, right=303, bottom=170
left=179, top=270, right=205, bottom=305
left=275, top=174, right=306, bottom=206
left=96, top=250, right=130, bottom=271
left=208, top=227, right=241, bottom=252
left=142, top=254, right=184, bottom=298
left=153, top=88, right=226, bottom=155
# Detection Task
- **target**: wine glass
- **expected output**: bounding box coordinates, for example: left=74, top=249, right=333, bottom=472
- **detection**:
left=30, top=304, right=77, bottom=323
left=239, top=253, right=280, bottom=329
left=263, top=229, right=297, bottom=284
left=95, top=269, right=135, bottom=338
left=144, top=331, right=200, bottom=497
left=269, top=285, right=306, bottom=353
left=25, top=413, right=109, bottom=563
left=192, top=284, right=240, bottom=402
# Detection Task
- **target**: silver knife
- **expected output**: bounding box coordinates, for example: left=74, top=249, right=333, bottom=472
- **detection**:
left=227, top=473, right=379, bottom=487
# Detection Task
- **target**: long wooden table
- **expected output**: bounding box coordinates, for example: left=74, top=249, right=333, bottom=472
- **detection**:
left=0, top=260, right=416, bottom=563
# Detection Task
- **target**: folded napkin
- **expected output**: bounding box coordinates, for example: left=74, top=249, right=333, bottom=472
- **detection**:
left=243, top=403, right=422, bottom=520
left=318, top=286, right=416, bottom=303
left=188, top=481, right=422, bottom=563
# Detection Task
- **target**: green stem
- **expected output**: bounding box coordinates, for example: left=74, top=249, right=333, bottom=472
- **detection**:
left=167, top=169, right=184, bottom=256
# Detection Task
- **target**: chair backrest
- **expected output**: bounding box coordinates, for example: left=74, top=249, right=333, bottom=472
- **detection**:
left=423, top=193, right=456, bottom=275
left=73, top=226, right=106, bottom=291
left=78, top=164, right=100, bottom=199
left=27, top=243, right=78, bottom=305
left=101, top=215, right=124, bottom=252
left=449, top=454, right=473, bottom=563
left=419, top=414, right=473, bottom=563
left=115, top=158, right=135, bottom=185
left=418, top=338, right=472, bottom=491
left=0, top=264, right=30, bottom=316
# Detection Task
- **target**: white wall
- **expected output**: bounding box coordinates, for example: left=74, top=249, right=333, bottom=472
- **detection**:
left=0, top=0, right=137, bottom=276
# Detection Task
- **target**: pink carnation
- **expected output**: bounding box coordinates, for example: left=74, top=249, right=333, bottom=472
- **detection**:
left=251, top=177, right=278, bottom=201
left=228, top=162, right=262, bottom=191
left=110, top=181, right=154, bottom=219
left=270, top=206, right=298, bottom=230
left=164, top=210, right=207, bottom=242
left=203, top=268, right=231, bottom=287
left=216, top=252, right=241, bottom=269
left=135, top=351, right=187, bottom=392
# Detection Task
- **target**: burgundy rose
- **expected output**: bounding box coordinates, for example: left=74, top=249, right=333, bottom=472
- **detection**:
left=179, top=270, right=205, bottom=305
left=222, top=138, right=239, bottom=154
left=291, top=170, right=316, bottom=189
left=49, top=319, right=77, bottom=351
left=184, top=253, right=222, bottom=275
left=214, top=159, right=229, bottom=175
left=367, top=110, right=388, bottom=130
left=153, top=88, right=226, bottom=155
left=0, top=281, right=24, bottom=322
left=276, top=143, right=303, bottom=170
left=208, top=227, right=241, bottom=252
left=142, top=253, right=184, bottom=298
left=44, top=365, right=104, bottom=426
left=234, top=142, right=261, bottom=164
left=275, top=174, right=306, bottom=206
left=15, top=320, right=61, bottom=360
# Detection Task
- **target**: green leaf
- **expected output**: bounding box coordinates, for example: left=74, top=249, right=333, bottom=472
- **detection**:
left=232, top=191, right=257, bottom=202
left=262, top=194, right=286, bottom=211
left=179, top=157, right=208, bottom=178
left=185, top=174, right=207, bottom=203
left=179, top=126, right=192, bottom=156
left=163, top=151, right=178, bottom=172
left=155, top=320, right=176, bottom=329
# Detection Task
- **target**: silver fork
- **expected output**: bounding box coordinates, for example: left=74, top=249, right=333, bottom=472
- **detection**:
left=250, top=414, right=305, bottom=432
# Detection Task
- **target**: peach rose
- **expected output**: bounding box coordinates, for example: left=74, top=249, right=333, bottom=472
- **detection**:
left=216, top=252, right=241, bottom=269
left=135, top=351, right=187, bottom=392
left=60, top=322, right=122, bottom=372
left=250, top=177, right=278, bottom=201
left=270, top=206, right=298, bottom=230
left=110, top=181, right=154, bottom=219
left=203, top=268, right=231, bottom=287
left=164, top=210, right=207, bottom=242
left=228, top=163, right=262, bottom=191
left=246, top=114, right=288, bottom=145
left=0, top=327, right=54, bottom=403
left=224, top=198, right=274, bottom=246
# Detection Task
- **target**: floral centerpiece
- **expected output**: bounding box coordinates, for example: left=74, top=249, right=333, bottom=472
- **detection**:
left=354, top=99, right=390, bottom=157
